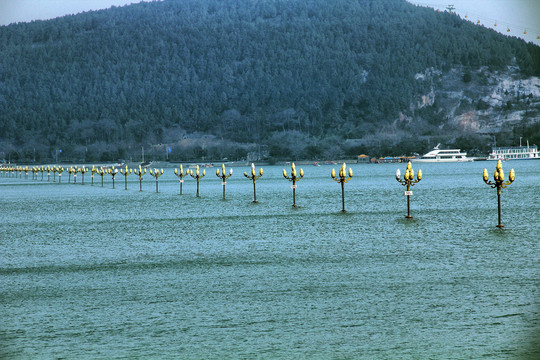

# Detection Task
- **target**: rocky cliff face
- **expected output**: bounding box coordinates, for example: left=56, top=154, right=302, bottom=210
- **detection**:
left=413, top=65, right=540, bottom=136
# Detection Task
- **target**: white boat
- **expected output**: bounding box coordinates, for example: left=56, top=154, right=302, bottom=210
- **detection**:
left=487, top=141, right=539, bottom=161
left=412, top=144, right=473, bottom=163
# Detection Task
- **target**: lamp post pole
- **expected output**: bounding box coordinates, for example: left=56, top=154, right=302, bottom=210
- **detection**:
left=283, top=163, right=304, bottom=207
left=108, top=166, right=118, bottom=189
left=149, top=168, right=164, bottom=193
left=174, top=165, right=188, bottom=195
left=190, top=165, right=206, bottom=197
left=133, top=165, right=147, bottom=192
left=120, top=165, right=132, bottom=190
left=79, top=166, right=89, bottom=185
left=331, top=163, right=353, bottom=212
left=244, top=163, right=263, bottom=203
left=483, top=160, right=515, bottom=228
left=91, top=165, right=98, bottom=186
left=97, top=167, right=106, bottom=187
left=217, top=164, right=233, bottom=200
left=395, top=161, right=422, bottom=218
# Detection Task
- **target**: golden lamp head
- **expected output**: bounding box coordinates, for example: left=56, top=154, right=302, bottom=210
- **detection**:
left=417, top=169, right=422, bottom=180
left=395, top=169, right=401, bottom=180
left=509, top=168, right=515, bottom=182
left=348, top=167, right=353, bottom=177
left=496, top=160, right=502, bottom=171
left=259, top=168, right=263, bottom=176
left=282, top=169, right=287, bottom=178
left=244, top=171, right=248, bottom=177
left=202, top=169, right=206, bottom=176
left=300, top=168, right=304, bottom=177
left=331, top=168, right=336, bottom=178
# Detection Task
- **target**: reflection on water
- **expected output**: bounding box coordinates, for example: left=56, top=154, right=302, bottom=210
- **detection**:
left=1, top=161, right=539, bottom=358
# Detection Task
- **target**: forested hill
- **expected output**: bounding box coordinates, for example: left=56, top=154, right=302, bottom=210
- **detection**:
left=1, top=0, right=539, bottom=162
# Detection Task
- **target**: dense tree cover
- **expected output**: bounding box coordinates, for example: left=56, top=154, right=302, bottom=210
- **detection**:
left=1, top=0, right=539, bottom=162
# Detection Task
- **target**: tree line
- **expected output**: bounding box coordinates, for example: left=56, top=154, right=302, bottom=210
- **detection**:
left=1, top=0, right=539, bottom=163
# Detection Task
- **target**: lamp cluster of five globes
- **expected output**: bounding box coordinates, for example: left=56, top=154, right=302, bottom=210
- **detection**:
left=1, top=160, right=514, bottom=227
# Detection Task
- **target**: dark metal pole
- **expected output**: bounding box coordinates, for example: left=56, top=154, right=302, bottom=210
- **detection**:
left=253, top=180, right=257, bottom=203
left=341, top=181, right=346, bottom=212
left=497, top=189, right=503, bottom=228
left=292, top=180, right=296, bottom=207
left=196, top=179, right=200, bottom=197
left=406, top=195, right=411, bottom=218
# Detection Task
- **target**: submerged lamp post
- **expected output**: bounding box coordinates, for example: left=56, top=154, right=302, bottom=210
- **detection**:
left=67, top=166, right=75, bottom=183
left=149, top=168, right=164, bottom=193
left=283, top=163, right=304, bottom=207
left=108, top=166, right=118, bottom=188
left=91, top=165, right=98, bottom=186
left=190, top=165, right=206, bottom=197
left=56, top=166, right=64, bottom=182
left=331, top=163, right=353, bottom=212
left=73, top=166, right=79, bottom=184
left=97, top=167, right=106, bottom=187
left=46, top=166, right=52, bottom=182
left=483, top=160, right=515, bottom=228
left=395, top=161, right=422, bottom=219
left=216, top=164, right=233, bottom=200
left=174, top=165, right=189, bottom=195
left=133, top=165, right=147, bottom=191
left=244, top=163, right=263, bottom=203
left=79, top=166, right=89, bottom=185
left=120, top=165, right=132, bottom=190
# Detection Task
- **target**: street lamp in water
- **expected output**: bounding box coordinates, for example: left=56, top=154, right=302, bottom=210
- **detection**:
left=483, top=160, right=515, bottom=228
left=395, top=161, right=422, bottom=219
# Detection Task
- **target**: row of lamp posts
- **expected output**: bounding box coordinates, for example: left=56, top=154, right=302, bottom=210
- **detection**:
left=0, top=160, right=515, bottom=227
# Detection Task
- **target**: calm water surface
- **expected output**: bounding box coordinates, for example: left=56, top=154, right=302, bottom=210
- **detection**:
left=1, top=161, right=539, bottom=359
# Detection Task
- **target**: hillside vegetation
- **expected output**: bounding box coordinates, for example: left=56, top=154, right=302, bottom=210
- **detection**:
left=1, top=0, right=539, bottom=162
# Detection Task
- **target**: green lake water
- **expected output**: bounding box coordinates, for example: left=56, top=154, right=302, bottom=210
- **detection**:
left=1, top=161, right=539, bottom=359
